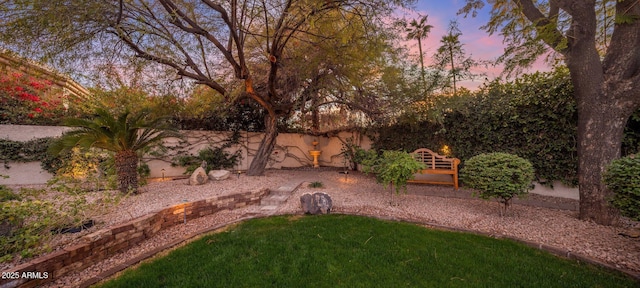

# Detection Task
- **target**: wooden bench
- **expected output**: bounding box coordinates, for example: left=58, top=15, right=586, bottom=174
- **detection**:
left=408, top=148, right=460, bottom=190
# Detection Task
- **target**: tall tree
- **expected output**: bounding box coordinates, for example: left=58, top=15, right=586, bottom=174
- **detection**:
left=460, top=0, right=640, bottom=225
left=282, top=10, right=410, bottom=132
left=0, top=0, right=410, bottom=176
left=431, top=20, right=483, bottom=96
left=397, top=14, right=433, bottom=87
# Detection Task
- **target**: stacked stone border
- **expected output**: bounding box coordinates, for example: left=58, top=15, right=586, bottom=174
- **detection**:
left=85, top=210, right=640, bottom=286
left=2, top=181, right=637, bottom=287
left=1, top=189, right=269, bottom=288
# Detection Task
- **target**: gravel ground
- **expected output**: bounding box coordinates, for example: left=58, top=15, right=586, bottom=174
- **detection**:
left=4, top=169, right=639, bottom=287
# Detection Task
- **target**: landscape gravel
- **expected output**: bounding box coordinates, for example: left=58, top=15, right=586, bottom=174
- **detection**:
left=4, top=169, right=638, bottom=287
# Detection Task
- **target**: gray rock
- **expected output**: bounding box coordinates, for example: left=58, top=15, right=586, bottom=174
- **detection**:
left=0, top=220, right=15, bottom=237
left=300, top=192, right=333, bottom=215
left=189, top=167, right=209, bottom=185
left=208, top=170, right=231, bottom=181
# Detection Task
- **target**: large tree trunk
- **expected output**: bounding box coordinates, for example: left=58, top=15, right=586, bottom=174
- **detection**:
left=575, top=99, right=627, bottom=225
left=114, top=149, right=139, bottom=194
left=247, top=113, right=278, bottom=176
left=563, top=1, right=633, bottom=225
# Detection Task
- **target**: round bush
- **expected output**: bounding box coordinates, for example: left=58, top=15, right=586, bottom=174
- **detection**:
left=461, top=153, right=534, bottom=209
left=603, top=155, right=640, bottom=221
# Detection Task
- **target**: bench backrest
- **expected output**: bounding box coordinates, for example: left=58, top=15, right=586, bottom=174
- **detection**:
left=412, top=148, right=460, bottom=170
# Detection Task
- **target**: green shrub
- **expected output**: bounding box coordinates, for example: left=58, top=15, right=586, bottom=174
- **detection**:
left=0, top=185, right=20, bottom=202
left=462, top=153, right=534, bottom=215
left=374, top=150, right=425, bottom=195
left=46, top=147, right=118, bottom=192
left=0, top=199, right=56, bottom=262
left=0, top=185, right=124, bottom=262
left=173, top=133, right=242, bottom=174
left=603, top=155, right=640, bottom=221
left=308, top=181, right=323, bottom=188
left=173, top=146, right=241, bottom=174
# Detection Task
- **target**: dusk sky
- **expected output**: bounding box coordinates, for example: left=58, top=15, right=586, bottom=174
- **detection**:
left=398, top=1, right=552, bottom=90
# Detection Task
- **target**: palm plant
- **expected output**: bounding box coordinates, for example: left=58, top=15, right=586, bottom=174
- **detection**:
left=403, top=15, right=433, bottom=86
left=49, top=108, right=180, bottom=193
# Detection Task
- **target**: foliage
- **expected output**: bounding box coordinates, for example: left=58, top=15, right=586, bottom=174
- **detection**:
left=460, top=0, right=640, bottom=225
left=622, top=109, right=640, bottom=156
left=49, top=107, right=180, bottom=193
left=461, top=153, right=534, bottom=215
left=370, top=150, right=425, bottom=195
left=372, top=121, right=447, bottom=153
left=175, top=97, right=266, bottom=132
left=50, top=107, right=179, bottom=155
left=0, top=185, right=20, bottom=202
left=603, top=155, right=640, bottom=221
left=0, top=185, right=124, bottom=262
left=430, top=20, right=486, bottom=96
left=137, top=163, right=150, bottom=186
left=0, top=0, right=413, bottom=176
left=172, top=132, right=241, bottom=174
left=174, top=147, right=241, bottom=175
left=395, top=14, right=433, bottom=87
left=339, top=137, right=377, bottom=171
left=0, top=198, right=55, bottom=262
left=0, top=136, right=123, bottom=190
left=47, top=147, right=118, bottom=191
left=0, top=72, right=74, bottom=125
left=0, top=138, right=57, bottom=170
left=446, top=68, right=578, bottom=186
left=374, top=68, right=580, bottom=186
left=308, top=181, right=323, bottom=188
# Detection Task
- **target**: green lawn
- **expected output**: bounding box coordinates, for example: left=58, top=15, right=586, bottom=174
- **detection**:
left=97, top=215, right=637, bottom=287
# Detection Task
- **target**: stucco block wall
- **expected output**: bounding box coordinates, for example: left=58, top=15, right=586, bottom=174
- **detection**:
left=0, top=125, right=372, bottom=184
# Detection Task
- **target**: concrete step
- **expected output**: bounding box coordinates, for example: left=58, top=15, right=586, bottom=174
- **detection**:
left=270, top=186, right=296, bottom=195
left=260, top=205, right=279, bottom=213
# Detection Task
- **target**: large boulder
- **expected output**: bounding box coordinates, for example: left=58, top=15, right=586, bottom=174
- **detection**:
left=189, top=167, right=209, bottom=185
left=300, top=192, right=333, bottom=215
left=208, top=170, right=231, bottom=181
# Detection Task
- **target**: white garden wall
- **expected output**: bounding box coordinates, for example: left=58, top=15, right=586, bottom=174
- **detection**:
left=0, top=125, right=371, bottom=184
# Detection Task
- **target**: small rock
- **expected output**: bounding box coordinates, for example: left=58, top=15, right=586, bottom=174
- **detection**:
left=208, top=170, right=231, bottom=181
left=189, top=167, right=209, bottom=185
left=0, top=220, right=18, bottom=237
left=300, top=192, right=332, bottom=215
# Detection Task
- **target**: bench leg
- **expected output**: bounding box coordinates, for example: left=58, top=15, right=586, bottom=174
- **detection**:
left=453, top=173, right=459, bottom=190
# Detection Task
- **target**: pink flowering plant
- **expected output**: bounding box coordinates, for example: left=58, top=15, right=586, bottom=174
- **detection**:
left=0, top=72, right=68, bottom=125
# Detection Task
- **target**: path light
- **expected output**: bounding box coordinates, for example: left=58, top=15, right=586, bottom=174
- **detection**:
left=235, top=162, right=242, bottom=179
left=161, top=168, right=165, bottom=181
left=342, top=156, right=349, bottom=181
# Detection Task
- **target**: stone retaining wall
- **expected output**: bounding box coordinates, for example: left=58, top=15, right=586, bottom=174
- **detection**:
left=0, top=189, right=269, bottom=288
